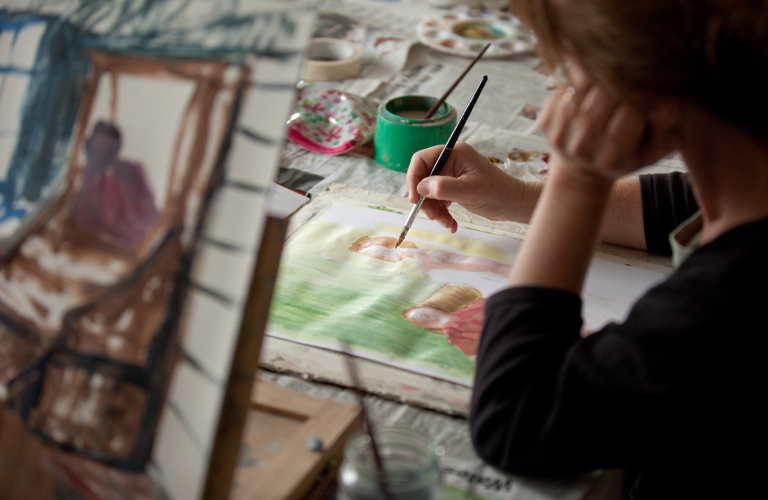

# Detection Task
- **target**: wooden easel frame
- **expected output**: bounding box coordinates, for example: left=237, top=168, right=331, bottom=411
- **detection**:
left=203, top=216, right=362, bottom=500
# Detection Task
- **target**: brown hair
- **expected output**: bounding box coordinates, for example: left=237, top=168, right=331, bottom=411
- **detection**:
left=510, top=0, right=768, bottom=141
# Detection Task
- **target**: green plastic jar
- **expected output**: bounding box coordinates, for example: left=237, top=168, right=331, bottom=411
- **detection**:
left=374, top=95, right=457, bottom=172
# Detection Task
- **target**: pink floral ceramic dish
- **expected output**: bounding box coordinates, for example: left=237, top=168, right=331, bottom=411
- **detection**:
left=287, top=83, right=378, bottom=155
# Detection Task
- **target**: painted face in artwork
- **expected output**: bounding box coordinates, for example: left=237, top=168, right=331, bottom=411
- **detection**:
left=403, top=306, right=450, bottom=329
left=75, top=121, right=160, bottom=249
left=348, top=235, right=416, bottom=262
left=84, top=121, right=122, bottom=169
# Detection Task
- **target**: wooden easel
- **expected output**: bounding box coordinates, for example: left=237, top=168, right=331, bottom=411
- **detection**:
left=231, top=376, right=363, bottom=499
left=202, top=217, right=362, bottom=500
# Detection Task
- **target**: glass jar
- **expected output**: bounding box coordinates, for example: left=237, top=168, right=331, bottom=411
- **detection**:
left=338, top=426, right=442, bottom=500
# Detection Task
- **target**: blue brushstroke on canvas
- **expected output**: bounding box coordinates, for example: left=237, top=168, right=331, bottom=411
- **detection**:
left=0, top=0, right=310, bottom=240
left=0, top=14, right=86, bottom=226
left=0, top=0, right=316, bottom=477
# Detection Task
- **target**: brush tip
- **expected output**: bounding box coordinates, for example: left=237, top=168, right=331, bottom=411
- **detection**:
left=394, top=236, right=403, bottom=248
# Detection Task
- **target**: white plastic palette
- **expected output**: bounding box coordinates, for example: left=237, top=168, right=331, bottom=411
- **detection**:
left=417, top=9, right=534, bottom=58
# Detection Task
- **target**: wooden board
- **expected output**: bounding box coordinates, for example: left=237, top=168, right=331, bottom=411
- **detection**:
left=231, top=376, right=362, bottom=500
left=204, top=215, right=362, bottom=500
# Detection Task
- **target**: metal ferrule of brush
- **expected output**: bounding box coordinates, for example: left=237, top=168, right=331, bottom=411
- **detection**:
left=403, top=198, right=424, bottom=230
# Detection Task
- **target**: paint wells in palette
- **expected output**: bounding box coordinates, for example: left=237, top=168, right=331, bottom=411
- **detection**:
left=417, top=10, right=534, bottom=58
left=452, top=21, right=510, bottom=40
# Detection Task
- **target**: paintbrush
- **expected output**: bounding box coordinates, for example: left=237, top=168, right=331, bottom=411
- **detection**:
left=395, top=75, right=488, bottom=249
left=423, top=43, right=490, bottom=119
left=341, top=346, right=392, bottom=500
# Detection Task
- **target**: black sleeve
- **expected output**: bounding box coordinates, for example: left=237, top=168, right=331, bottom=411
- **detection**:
left=470, top=287, right=585, bottom=474
left=639, top=172, right=698, bottom=255
left=469, top=224, right=766, bottom=495
left=469, top=276, right=737, bottom=476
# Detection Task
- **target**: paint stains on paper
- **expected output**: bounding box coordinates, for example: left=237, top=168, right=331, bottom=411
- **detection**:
left=403, top=285, right=485, bottom=357
left=269, top=204, right=668, bottom=386
left=269, top=205, right=518, bottom=385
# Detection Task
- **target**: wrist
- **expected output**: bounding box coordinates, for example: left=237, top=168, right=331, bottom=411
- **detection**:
left=492, top=174, right=540, bottom=223
left=512, top=180, right=542, bottom=223
left=548, top=154, right=615, bottom=198
left=507, top=155, right=615, bottom=293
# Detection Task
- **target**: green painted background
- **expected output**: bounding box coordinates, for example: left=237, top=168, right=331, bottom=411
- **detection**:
left=269, top=253, right=476, bottom=381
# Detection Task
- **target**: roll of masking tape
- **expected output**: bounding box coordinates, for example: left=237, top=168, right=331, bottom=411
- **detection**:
left=301, top=38, right=361, bottom=81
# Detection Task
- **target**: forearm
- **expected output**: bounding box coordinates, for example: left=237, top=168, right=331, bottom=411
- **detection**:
left=508, top=177, right=646, bottom=250
left=507, top=158, right=614, bottom=292
left=599, top=177, right=646, bottom=249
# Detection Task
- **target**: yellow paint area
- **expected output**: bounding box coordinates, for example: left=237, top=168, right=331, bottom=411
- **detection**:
left=394, top=220, right=513, bottom=264
left=285, top=209, right=514, bottom=281
left=285, top=220, right=428, bottom=280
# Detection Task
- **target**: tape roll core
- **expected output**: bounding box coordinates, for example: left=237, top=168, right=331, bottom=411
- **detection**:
left=301, top=38, right=361, bottom=81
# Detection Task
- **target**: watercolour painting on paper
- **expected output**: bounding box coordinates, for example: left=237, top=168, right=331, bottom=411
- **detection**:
left=267, top=205, right=668, bottom=386
left=0, top=1, right=316, bottom=499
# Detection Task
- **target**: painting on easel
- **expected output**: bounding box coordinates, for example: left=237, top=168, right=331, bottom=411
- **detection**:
left=0, top=2, right=316, bottom=498
left=268, top=204, right=668, bottom=386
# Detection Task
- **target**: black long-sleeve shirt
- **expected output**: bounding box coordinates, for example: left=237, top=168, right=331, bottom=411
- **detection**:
left=639, top=172, right=699, bottom=255
left=470, top=173, right=765, bottom=498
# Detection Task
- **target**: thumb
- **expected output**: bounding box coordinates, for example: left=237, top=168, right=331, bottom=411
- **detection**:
left=417, top=176, right=464, bottom=202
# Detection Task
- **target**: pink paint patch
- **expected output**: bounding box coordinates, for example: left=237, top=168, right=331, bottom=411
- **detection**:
left=442, top=299, right=486, bottom=356
left=399, top=383, right=421, bottom=391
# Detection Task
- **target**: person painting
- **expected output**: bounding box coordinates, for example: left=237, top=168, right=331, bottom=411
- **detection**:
left=406, top=1, right=766, bottom=497
left=75, top=121, right=160, bottom=250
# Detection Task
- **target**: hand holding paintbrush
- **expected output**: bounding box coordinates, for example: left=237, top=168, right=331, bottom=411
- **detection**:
left=395, top=75, right=488, bottom=248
